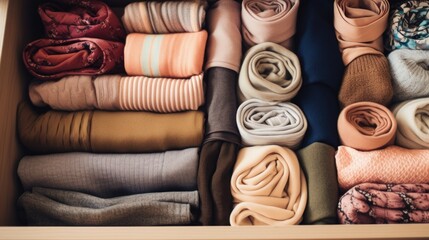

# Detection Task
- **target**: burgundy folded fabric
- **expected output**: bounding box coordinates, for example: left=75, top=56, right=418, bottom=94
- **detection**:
left=338, top=183, right=429, bottom=224
left=23, top=38, right=124, bottom=80
left=39, top=0, right=125, bottom=41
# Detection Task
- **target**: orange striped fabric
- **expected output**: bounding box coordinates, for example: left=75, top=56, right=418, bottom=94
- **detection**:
left=125, top=31, right=207, bottom=78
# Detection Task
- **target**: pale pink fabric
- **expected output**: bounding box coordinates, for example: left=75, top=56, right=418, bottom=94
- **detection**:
left=230, top=145, right=307, bottom=226
left=334, top=0, right=389, bottom=65
left=336, top=146, right=429, bottom=192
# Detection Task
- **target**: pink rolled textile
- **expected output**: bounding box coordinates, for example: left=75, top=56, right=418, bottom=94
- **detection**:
left=336, top=146, right=429, bottom=192
left=334, top=0, right=389, bottom=65
left=124, top=31, right=207, bottom=78
left=29, top=74, right=204, bottom=113
left=242, top=0, right=299, bottom=49
left=338, top=183, right=429, bottom=224
left=338, top=101, right=396, bottom=151
left=230, top=145, right=307, bottom=226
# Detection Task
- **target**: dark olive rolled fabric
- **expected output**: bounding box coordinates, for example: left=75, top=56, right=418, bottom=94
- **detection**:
left=19, top=187, right=198, bottom=226
left=17, top=103, right=204, bottom=153
left=297, top=142, right=339, bottom=224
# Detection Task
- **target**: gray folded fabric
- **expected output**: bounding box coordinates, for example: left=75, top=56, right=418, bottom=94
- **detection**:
left=18, top=148, right=198, bottom=197
left=19, top=187, right=198, bottom=226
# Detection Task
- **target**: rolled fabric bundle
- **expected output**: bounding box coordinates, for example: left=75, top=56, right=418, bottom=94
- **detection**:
left=338, top=183, right=429, bottom=224
left=388, top=49, right=429, bottom=102
left=122, top=1, right=205, bottom=34
left=17, top=103, right=204, bottom=153
left=124, top=31, right=207, bottom=78
left=386, top=1, right=429, bottom=51
left=205, top=0, right=242, bottom=72
left=38, top=0, right=125, bottom=41
left=393, top=98, right=429, bottom=149
left=297, top=142, right=339, bottom=224
left=19, top=188, right=199, bottom=226
left=334, top=0, right=389, bottom=65
left=29, top=74, right=204, bottom=112
left=238, top=42, right=302, bottom=103
left=241, top=0, right=299, bottom=49
left=23, top=38, right=124, bottom=80
left=230, top=145, right=307, bottom=226
left=336, top=145, right=429, bottom=191
left=18, top=148, right=199, bottom=197
left=237, top=99, right=307, bottom=149
left=338, top=101, right=397, bottom=151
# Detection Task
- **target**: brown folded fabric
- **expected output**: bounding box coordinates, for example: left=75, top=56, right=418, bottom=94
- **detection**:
left=17, top=103, right=204, bottom=153
left=39, top=0, right=125, bottom=41
left=23, top=38, right=124, bottom=80
left=338, top=101, right=397, bottom=151
left=338, top=54, right=393, bottom=108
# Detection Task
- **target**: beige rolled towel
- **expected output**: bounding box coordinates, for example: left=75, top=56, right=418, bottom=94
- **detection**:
left=393, top=98, right=429, bottom=149
left=236, top=99, right=307, bottom=149
left=238, top=42, right=302, bottom=103
left=230, top=145, right=307, bottom=226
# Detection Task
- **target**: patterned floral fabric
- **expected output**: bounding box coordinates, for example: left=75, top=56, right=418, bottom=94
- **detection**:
left=338, top=183, right=429, bottom=224
left=23, top=38, right=124, bottom=80
left=386, top=0, right=429, bottom=51
left=39, top=0, right=125, bottom=41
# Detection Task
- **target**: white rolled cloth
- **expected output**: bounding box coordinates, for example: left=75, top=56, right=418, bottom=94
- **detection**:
left=393, top=97, right=429, bottom=149
left=236, top=99, right=307, bottom=149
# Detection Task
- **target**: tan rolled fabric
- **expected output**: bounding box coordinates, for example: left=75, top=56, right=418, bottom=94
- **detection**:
left=242, top=0, right=299, bottom=49
left=334, top=0, right=389, bottom=65
left=393, top=98, right=429, bottom=149
left=238, top=42, right=302, bottom=103
left=17, top=103, right=204, bottom=153
left=338, top=101, right=397, bottom=151
left=205, top=0, right=242, bottom=72
left=29, top=74, right=204, bottom=113
left=230, top=145, right=307, bottom=226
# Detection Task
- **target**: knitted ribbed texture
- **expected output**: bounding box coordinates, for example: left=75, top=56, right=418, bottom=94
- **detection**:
left=339, top=54, right=393, bottom=108
left=18, top=148, right=199, bottom=197
left=19, top=187, right=199, bottom=226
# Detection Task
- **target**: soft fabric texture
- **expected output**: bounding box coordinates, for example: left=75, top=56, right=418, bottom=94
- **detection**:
left=334, top=0, right=389, bottom=65
left=198, top=141, right=239, bottom=226
left=23, top=38, right=124, bottom=80
left=336, top=146, right=429, bottom=192
left=393, top=97, right=429, bottom=149
left=17, top=103, right=204, bottom=153
left=238, top=42, right=302, bottom=103
left=29, top=74, right=204, bottom=112
left=294, top=84, right=340, bottom=147
left=19, top=188, right=199, bottom=226
left=338, top=101, right=397, bottom=151
left=297, top=142, right=339, bottom=225
left=205, top=0, right=242, bottom=72
left=386, top=1, right=429, bottom=51
left=39, top=0, right=125, bottom=41
left=18, top=148, right=199, bottom=197
left=237, top=99, right=307, bottom=149
left=338, top=183, right=429, bottom=224
left=124, top=31, right=207, bottom=78
left=122, top=1, right=206, bottom=34
left=388, top=49, right=429, bottom=102
left=338, top=54, right=393, bottom=108
left=230, top=145, right=307, bottom=226
left=241, top=0, right=299, bottom=49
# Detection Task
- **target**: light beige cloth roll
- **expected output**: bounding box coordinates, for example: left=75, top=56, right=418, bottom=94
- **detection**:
left=230, top=145, right=307, bottom=226
left=238, top=42, right=302, bottom=103
left=236, top=99, right=307, bottom=149
left=393, top=98, right=429, bottom=149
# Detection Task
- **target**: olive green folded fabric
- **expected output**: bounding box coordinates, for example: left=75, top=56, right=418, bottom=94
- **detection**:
left=297, top=142, right=339, bottom=224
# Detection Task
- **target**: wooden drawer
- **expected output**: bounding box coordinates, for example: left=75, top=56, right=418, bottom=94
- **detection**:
left=0, top=0, right=428, bottom=239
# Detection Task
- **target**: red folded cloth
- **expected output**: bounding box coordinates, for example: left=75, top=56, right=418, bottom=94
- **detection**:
left=39, top=0, right=125, bottom=41
left=23, top=38, right=124, bottom=80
